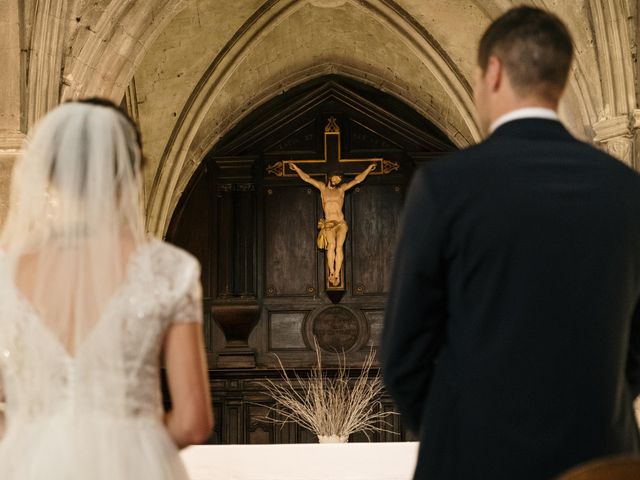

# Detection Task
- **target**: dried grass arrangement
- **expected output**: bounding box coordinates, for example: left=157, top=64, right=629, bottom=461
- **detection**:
left=260, top=340, right=396, bottom=443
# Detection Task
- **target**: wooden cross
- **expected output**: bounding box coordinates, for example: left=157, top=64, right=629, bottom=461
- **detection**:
left=266, top=117, right=399, bottom=179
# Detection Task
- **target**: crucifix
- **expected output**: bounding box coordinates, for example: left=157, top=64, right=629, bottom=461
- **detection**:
left=266, top=117, right=399, bottom=291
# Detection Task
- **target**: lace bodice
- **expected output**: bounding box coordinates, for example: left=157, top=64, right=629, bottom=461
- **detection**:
left=0, top=240, right=202, bottom=426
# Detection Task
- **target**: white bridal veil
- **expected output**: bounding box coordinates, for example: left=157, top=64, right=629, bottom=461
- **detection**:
left=0, top=100, right=147, bottom=372
left=0, top=101, right=201, bottom=480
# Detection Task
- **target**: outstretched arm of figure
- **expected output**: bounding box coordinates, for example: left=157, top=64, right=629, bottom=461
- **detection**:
left=341, top=163, right=376, bottom=191
left=289, top=163, right=325, bottom=190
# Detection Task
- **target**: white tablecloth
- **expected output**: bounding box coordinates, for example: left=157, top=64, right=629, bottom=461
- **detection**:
left=181, top=442, right=419, bottom=480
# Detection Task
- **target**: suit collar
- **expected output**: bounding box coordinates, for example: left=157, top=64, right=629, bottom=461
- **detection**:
left=489, top=107, right=559, bottom=133
left=488, top=118, right=573, bottom=142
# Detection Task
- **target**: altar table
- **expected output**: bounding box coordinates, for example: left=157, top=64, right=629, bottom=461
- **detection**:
left=181, top=441, right=419, bottom=480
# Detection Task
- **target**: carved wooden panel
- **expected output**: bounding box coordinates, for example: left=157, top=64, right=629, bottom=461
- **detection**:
left=204, top=373, right=411, bottom=445
left=216, top=186, right=234, bottom=298
left=350, top=184, right=403, bottom=295
left=305, top=305, right=366, bottom=352
left=364, top=310, right=384, bottom=347
left=167, top=75, right=457, bottom=445
left=234, top=186, right=257, bottom=296
left=247, top=404, right=273, bottom=444
left=267, top=120, right=317, bottom=154
left=269, top=311, right=308, bottom=350
left=264, top=186, right=318, bottom=297
left=348, top=119, right=397, bottom=152
left=211, top=402, right=223, bottom=444
left=225, top=401, right=243, bottom=444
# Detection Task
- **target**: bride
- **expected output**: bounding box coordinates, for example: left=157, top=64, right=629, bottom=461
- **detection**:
left=0, top=99, right=213, bottom=479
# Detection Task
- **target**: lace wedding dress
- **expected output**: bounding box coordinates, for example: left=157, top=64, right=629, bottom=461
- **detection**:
left=0, top=239, right=202, bottom=479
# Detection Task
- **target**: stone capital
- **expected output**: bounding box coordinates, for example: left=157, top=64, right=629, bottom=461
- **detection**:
left=592, top=114, right=634, bottom=143
left=0, top=131, right=26, bottom=155
left=592, top=114, right=638, bottom=168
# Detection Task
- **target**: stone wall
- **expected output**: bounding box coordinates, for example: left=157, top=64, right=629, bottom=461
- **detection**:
left=0, top=0, right=638, bottom=230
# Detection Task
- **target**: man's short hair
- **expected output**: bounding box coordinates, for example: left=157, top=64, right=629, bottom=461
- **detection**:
left=478, top=6, right=574, bottom=102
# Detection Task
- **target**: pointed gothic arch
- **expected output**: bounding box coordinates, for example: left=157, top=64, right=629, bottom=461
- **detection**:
left=145, top=0, right=480, bottom=236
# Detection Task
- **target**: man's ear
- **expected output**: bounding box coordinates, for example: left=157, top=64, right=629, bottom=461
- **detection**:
left=486, top=55, right=503, bottom=93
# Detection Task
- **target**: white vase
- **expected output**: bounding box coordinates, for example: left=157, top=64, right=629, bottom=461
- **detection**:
left=318, top=434, right=348, bottom=443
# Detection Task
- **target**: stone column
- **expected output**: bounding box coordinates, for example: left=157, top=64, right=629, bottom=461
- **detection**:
left=0, top=0, right=25, bottom=225
left=0, top=138, right=22, bottom=227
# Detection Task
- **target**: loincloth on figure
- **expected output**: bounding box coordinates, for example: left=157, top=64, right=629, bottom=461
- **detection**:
left=316, top=219, right=348, bottom=250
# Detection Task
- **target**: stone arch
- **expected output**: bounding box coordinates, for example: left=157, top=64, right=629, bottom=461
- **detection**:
left=588, top=0, right=638, bottom=165
left=470, top=0, right=600, bottom=136
left=534, top=0, right=601, bottom=134
left=25, top=0, right=69, bottom=127
left=146, top=0, right=482, bottom=235
left=471, top=0, right=636, bottom=160
left=589, top=0, right=636, bottom=118
left=168, top=61, right=473, bottom=220
left=60, top=0, right=185, bottom=103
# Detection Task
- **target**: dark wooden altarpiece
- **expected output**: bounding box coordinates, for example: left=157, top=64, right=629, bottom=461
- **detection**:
left=166, top=76, right=456, bottom=444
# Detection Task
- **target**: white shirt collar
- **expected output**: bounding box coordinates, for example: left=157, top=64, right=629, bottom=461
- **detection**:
left=489, top=107, right=559, bottom=133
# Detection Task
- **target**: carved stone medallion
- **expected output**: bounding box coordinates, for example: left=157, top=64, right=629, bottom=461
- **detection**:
left=306, top=305, right=364, bottom=352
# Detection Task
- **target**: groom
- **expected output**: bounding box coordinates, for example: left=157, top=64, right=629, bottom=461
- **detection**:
left=382, top=6, right=640, bottom=480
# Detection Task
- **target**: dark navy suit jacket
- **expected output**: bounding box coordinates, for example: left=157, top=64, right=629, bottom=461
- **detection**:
left=382, top=119, right=640, bottom=480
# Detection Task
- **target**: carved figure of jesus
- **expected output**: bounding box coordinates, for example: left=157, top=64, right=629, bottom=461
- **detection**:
left=290, top=162, right=376, bottom=287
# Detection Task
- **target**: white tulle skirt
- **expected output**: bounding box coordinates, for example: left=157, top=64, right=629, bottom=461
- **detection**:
left=0, top=414, right=190, bottom=480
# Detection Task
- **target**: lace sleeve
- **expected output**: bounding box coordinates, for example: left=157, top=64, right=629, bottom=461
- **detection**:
left=171, top=257, right=204, bottom=325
